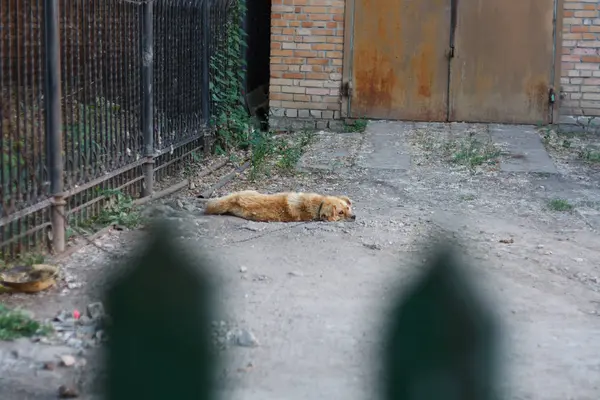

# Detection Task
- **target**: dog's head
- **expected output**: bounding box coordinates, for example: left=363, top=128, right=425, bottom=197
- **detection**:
left=319, top=195, right=355, bottom=222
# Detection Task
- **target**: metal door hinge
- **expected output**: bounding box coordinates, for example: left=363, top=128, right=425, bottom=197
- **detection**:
left=447, top=45, right=455, bottom=59
left=341, top=81, right=353, bottom=97
left=548, top=88, right=556, bottom=104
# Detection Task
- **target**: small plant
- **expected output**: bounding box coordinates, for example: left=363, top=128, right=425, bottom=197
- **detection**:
left=246, top=130, right=316, bottom=180
left=209, top=0, right=251, bottom=153
left=0, top=304, right=52, bottom=341
left=277, top=143, right=303, bottom=171
left=581, top=148, right=600, bottom=163
left=547, top=198, right=574, bottom=212
left=95, top=189, right=143, bottom=229
left=276, top=131, right=315, bottom=172
left=248, top=130, right=277, bottom=180
left=191, top=150, right=203, bottom=163
left=448, top=137, right=500, bottom=169
left=344, top=118, right=368, bottom=133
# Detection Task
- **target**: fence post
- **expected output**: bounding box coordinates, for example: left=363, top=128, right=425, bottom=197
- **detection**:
left=201, top=0, right=210, bottom=125
left=141, top=0, right=155, bottom=198
left=44, top=0, right=65, bottom=253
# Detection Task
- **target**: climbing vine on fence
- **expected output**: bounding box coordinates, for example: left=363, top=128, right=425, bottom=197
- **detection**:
left=209, top=0, right=252, bottom=153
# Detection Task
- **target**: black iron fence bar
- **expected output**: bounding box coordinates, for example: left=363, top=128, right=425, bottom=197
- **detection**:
left=0, top=199, right=53, bottom=229
left=0, top=222, right=52, bottom=249
left=65, top=175, right=145, bottom=218
left=0, top=158, right=147, bottom=229
left=141, top=0, right=155, bottom=197
left=44, top=0, right=66, bottom=253
left=202, top=0, right=210, bottom=123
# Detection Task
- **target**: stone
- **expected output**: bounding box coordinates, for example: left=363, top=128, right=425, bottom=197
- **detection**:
left=76, top=316, right=93, bottom=326
left=65, top=338, right=84, bottom=349
left=228, top=329, right=260, bottom=348
left=43, top=362, right=57, bottom=371
left=95, top=330, right=105, bottom=341
left=58, top=385, right=79, bottom=398
left=86, top=302, right=105, bottom=321
left=60, top=355, right=76, bottom=367
left=363, top=243, right=382, bottom=250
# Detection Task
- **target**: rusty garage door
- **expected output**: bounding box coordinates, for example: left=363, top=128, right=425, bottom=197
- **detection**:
left=349, top=0, right=451, bottom=121
left=448, top=0, right=556, bottom=123
left=347, top=0, right=556, bottom=124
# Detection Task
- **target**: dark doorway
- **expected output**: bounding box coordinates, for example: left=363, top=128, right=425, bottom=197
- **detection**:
left=242, top=0, right=271, bottom=129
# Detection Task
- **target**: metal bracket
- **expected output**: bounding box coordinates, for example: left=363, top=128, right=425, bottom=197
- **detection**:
left=341, top=81, right=353, bottom=97
left=548, top=87, right=556, bottom=104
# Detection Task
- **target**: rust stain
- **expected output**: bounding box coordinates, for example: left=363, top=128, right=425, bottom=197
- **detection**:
left=412, top=50, right=433, bottom=98
left=410, top=17, right=436, bottom=99
left=377, top=17, right=386, bottom=37
left=525, top=77, right=548, bottom=114
left=354, top=47, right=397, bottom=113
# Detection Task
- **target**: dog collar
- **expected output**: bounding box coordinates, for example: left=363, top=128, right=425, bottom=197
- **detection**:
left=316, top=201, right=324, bottom=221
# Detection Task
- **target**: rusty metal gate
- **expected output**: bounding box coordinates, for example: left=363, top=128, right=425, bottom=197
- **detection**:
left=344, top=0, right=558, bottom=124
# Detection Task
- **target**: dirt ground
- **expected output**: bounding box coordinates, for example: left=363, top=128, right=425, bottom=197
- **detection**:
left=1, top=121, right=600, bottom=399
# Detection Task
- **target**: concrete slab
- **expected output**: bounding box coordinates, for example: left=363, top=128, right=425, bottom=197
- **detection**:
left=357, top=121, right=412, bottom=171
left=296, top=132, right=363, bottom=173
left=489, top=124, right=558, bottom=174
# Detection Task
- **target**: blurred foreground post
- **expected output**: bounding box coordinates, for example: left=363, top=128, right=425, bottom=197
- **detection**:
left=105, top=220, right=216, bottom=400
left=382, top=239, right=501, bottom=400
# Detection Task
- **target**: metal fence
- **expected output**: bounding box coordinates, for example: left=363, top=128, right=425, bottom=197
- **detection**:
left=0, top=0, right=233, bottom=258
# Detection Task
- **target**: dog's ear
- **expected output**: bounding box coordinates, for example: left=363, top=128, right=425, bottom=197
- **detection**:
left=330, top=204, right=338, bottom=220
left=321, top=204, right=336, bottom=221
left=339, top=196, right=352, bottom=206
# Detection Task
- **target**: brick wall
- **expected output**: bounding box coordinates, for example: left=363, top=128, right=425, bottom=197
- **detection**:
left=269, top=0, right=345, bottom=130
left=560, top=0, right=600, bottom=124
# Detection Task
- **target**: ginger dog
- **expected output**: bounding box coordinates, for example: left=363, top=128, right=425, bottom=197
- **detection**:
left=204, top=190, right=355, bottom=222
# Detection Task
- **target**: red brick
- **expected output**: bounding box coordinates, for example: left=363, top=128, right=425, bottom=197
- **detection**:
left=311, top=43, right=336, bottom=50
left=572, top=25, right=589, bottom=32
left=307, top=58, right=329, bottom=65
left=306, top=72, right=329, bottom=79
left=271, top=49, right=294, bottom=57
left=310, top=14, right=332, bottom=21
left=282, top=72, right=305, bottom=79
left=304, top=6, right=328, bottom=13
left=574, top=10, right=599, bottom=18
left=295, top=50, right=318, bottom=57
left=282, top=57, right=306, bottom=64
left=271, top=93, right=295, bottom=101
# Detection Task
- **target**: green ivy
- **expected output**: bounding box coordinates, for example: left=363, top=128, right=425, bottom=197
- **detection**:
left=209, top=0, right=251, bottom=153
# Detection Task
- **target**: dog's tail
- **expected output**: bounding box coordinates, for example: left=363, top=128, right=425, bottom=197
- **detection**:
left=204, top=196, right=230, bottom=215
